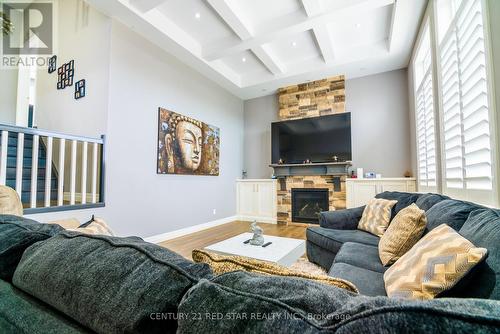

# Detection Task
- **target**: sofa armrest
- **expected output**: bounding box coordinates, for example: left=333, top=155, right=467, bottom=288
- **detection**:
left=318, top=206, right=365, bottom=230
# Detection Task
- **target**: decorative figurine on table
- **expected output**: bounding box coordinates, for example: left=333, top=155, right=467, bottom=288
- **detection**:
left=249, top=221, right=265, bottom=246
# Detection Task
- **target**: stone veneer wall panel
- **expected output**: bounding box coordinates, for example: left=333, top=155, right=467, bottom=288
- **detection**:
left=278, top=75, right=345, bottom=121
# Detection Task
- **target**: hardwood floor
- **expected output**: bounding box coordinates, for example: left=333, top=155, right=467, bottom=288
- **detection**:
left=159, top=221, right=308, bottom=259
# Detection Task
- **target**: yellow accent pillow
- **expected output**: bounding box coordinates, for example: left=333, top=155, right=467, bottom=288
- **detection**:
left=384, top=224, right=487, bottom=300
left=379, top=203, right=427, bottom=266
left=0, top=185, right=23, bottom=216
left=192, top=249, right=358, bottom=293
left=357, top=198, right=398, bottom=237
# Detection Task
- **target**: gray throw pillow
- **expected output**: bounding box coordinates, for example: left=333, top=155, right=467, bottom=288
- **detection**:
left=0, top=214, right=63, bottom=281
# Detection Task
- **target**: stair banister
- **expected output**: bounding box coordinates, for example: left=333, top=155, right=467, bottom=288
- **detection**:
left=0, top=123, right=105, bottom=213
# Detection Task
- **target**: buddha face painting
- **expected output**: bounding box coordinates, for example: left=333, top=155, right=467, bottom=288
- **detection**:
left=157, top=108, right=220, bottom=176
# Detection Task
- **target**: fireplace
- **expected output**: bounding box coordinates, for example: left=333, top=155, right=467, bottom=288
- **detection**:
left=291, top=188, right=329, bottom=224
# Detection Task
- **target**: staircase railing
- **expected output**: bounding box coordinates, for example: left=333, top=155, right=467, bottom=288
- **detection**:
left=0, top=124, right=105, bottom=214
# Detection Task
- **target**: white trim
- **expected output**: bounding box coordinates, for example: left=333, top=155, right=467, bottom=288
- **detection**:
left=237, top=215, right=277, bottom=224
left=144, top=215, right=238, bottom=244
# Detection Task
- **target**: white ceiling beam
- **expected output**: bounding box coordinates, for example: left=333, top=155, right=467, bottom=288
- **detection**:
left=206, top=0, right=285, bottom=75
left=252, top=45, right=286, bottom=75
left=206, top=0, right=252, bottom=40
left=203, top=0, right=395, bottom=61
left=302, top=0, right=335, bottom=65
left=129, top=0, right=168, bottom=13
left=312, top=27, right=335, bottom=64
left=387, top=0, right=399, bottom=52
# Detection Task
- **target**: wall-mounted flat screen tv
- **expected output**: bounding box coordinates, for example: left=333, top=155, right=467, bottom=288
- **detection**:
left=271, top=113, right=352, bottom=164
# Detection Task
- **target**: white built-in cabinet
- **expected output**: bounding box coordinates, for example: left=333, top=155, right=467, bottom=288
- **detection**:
left=346, top=178, right=417, bottom=208
left=236, top=179, right=277, bottom=223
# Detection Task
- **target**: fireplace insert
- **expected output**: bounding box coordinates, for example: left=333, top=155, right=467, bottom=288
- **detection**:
left=291, top=188, right=329, bottom=224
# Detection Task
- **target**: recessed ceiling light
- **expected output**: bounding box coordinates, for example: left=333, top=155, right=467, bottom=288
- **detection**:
left=355, top=23, right=361, bottom=28
left=195, top=12, right=201, bottom=19
left=242, top=57, right=246, bottom=62
left=291, top=41, right=297, bottom=47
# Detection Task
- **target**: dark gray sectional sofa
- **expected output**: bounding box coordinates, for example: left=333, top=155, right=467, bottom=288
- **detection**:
left=307, top=191, right=500, bottom=300
left=1, top=192, right=500, bottom=333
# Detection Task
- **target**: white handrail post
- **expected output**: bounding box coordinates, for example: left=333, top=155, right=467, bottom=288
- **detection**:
left=69, top=140, right=77, bottom=205
left=57, top=138, right=65, bottom=206
left=81, top=141, right=88, bottom=204
left=15, top=133, right=24, bottom=197
left=91, top=142, right=98, bottom=204
left=0, top=131, right=8, bottom=185
left=44, top=137, right=53, bottom=207
left=30, top=135, right=39, bottom=208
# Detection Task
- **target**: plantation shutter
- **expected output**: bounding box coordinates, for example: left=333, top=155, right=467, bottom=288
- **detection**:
left=439, top=0, right=495, bottom=204
left=414, top=24, right=437, bottom=191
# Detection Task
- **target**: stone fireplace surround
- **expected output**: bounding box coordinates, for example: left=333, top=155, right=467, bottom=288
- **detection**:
left=276, top=175, right=346, bottom=225
left=273, top=75, right=349, bottom=225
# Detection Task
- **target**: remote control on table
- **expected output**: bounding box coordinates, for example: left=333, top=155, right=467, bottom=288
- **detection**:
left=262, top=242, right=272, bottom=248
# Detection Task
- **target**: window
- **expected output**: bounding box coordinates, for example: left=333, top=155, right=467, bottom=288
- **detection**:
left=414, top=22, right=437, bottom=190
left=437, top=0, right=496, bottom=204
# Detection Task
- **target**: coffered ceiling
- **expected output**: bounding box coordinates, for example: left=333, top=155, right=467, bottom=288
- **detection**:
left=86, top=0, right=427, bottom=99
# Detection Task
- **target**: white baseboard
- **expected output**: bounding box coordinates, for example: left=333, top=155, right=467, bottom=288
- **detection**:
left=238, top=215, right=277, bottom=224
left=144, top=215, right=238, bottom=244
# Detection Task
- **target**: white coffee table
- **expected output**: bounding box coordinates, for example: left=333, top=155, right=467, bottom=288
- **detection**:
left=204, top=232, right=305, bottom=267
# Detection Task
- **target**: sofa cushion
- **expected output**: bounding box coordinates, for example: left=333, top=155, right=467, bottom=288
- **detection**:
left=12, top=231, right=213, bottom=334
left=358, top=198, right=398, bottom=237
left=0, top=215, right=63, bottom=281
left=307, top=227, right=379, bottom=255
left=425, top=199, right=482, bottom=233
left=334, top=298, right=500, bottom=334
left=415, top=193, right=450, bottom=211
left=329, top=262, right=387, bottom=297
left=0, top=186, right=23, bottom=216
left=375, top=191, right=421, bottom=219
left=178, top=270, right=359, bottom=333
left=378, top=203, right=427, bottom=266
left=177, top=271, right=500, bottom=334
left=384, top=225, right=487, bottom=300
left=455, top=208, right=500, bottom=300
left=334, top=242, right=386, bottom=273
left=0, top=279, right=91, bottom=333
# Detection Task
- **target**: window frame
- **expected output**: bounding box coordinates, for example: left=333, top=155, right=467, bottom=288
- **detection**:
left=434, top=0, right=499, bottom=205
left=410, top=0, right=499, bottom=207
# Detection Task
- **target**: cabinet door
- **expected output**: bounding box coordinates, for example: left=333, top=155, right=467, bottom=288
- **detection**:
left=380, top=183, right=407, bottom=193
left=354, top=184, right=378, bottom=207
left=256, top=182, right=275, bottom=219
left=238, top=183, right=256, bottom=216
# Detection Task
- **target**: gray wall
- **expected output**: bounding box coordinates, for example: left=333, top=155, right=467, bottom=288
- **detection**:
left=0, top=69, right=18, bottom=124
left=243, top=69, right=411, bottom=179
left=102, top=21, right=244, bottom=237
left=35, top=0, right=111, bottom=138
left=243, top=94, right=278, bottom=179
left=27, top=20, right=244, bottom=238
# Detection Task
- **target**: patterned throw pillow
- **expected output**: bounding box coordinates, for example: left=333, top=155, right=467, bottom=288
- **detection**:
left=67, top=217, right=114, bottom=236
left=357, top=198, right=398, bottom=237
left=379, top=203, right=427, bottom=266
left=192, top=249, right=358, bottom=293
left=384, top=224, right=488, bottom=300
